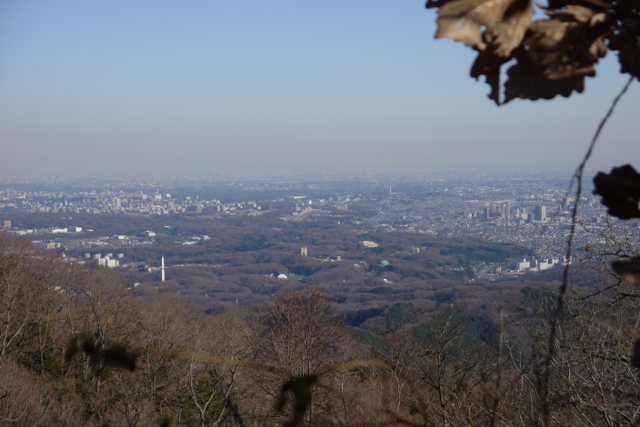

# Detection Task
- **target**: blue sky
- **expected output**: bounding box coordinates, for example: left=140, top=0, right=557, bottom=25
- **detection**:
left=1, top=0, right=638, bottom=175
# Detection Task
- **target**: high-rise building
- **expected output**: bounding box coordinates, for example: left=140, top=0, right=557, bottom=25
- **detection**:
left=484, top=207, right=490, bottom=220
left=502, top=202, right=510, bottom=224
left=534, top=205, right=547, bottom=222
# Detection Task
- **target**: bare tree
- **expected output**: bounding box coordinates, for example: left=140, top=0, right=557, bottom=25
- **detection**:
left=182, top=308, right=253, bottom=427
left=380, top=325, right=422, bottom=415
left=0, top=360, right=52, bottom=427
left=0, top=233, right=55, bottom=366
left=406, top=309, right=494, bottom=427
left=516, top=286, right=640, bottom=426
left=253, top=290, right=347, bottom=426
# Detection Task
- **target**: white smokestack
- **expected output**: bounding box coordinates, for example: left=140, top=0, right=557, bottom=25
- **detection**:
left=161, top=256, right=165, bottom=282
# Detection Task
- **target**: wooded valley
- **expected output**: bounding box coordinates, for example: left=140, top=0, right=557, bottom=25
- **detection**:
left=1, top=225, right=639, bottom=426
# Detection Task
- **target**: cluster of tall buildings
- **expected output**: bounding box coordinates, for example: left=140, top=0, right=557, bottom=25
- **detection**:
left=83, top=252, right=123, bottom=268
left=508, top=256, right=559, bottom=272
left=483, top=202, right=548, bottom=223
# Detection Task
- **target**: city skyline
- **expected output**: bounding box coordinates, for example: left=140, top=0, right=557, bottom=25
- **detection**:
left=1, top=170, right=630, bottom=271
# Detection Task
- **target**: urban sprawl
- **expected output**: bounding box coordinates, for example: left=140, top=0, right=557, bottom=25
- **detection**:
left=1, top=172, right=637, bottom=280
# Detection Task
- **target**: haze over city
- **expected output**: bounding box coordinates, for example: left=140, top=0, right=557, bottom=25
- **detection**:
left=1, top=0, right=638, bottom=176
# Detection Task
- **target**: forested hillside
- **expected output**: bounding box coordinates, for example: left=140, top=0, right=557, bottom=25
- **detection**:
left=1, top=229, right=638, bottom=426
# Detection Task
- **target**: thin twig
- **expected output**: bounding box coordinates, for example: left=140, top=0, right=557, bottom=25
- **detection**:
left=539, top=75, right=634, bottom=427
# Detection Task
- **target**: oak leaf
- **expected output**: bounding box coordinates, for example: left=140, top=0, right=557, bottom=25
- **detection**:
left=428, top=0, right=640, bottom=102
left=504, top=6, right=609, bottom=102
left=470, top=49, right=510, bottom=103
left=617, top=34, right=640, bottom=78
left=593, top=164, right=640, bottom=220
left=608, top=8, right=640, bottom=79
left=426, top=0, right=458, bottom=10
left=433, top=0, right=534, bottom=57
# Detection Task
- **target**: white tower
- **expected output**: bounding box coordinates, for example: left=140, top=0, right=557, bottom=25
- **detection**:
left=161, top=256, right=165, bottom=282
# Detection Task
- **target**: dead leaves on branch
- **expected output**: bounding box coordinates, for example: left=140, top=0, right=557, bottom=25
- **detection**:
left=594, top=164, right=640, bottom=290
left=432, top=0, right=534, bottom=56
left=595, top=164, right=640, bottom=369
left=428, top=0, right=640, bottom=104
left=506, top=6, right=609, bottom=102
left=603, top=158, right=640, bottom=287
left=593, top=164, right=640, bottom=220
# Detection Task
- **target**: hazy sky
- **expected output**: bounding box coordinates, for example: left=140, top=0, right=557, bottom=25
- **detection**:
left=1, top=0, right=638, bottom=176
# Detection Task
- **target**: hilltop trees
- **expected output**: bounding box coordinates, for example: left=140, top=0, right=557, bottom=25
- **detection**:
left=4, top=228, right=640, bottom=426
left=252, top=290, right=348, bottom=425
left=0, top=233, right=57, bottom=366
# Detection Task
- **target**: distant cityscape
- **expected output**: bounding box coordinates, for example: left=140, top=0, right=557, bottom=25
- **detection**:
left=1, top=171, right=638, bottom=280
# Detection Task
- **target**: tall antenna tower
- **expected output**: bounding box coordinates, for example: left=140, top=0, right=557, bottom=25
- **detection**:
left=161, top=256, right=165, bottom=282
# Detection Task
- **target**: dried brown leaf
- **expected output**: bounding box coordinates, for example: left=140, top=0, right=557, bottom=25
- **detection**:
left=610, top=24, right=640, bottom=79
left=546, top=4, right=603, bottom=23
left=593, top=164, right=640, bottom=219
left=607, top=0, right=640, bottom=77
left=435, top=0, right=534, bottom=56
left=590, top=35, right=608, bottom=57
left=504, top=6, right=609, bottom=102
left=547, top=0, right=615, bottom=12
left=504, top=51, right=588, bottom=102
left=429, top=0, right=640, bottom=102
left=426, top=0, right=457, bottom=10
left=471, top=49, right=510, bottom=103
